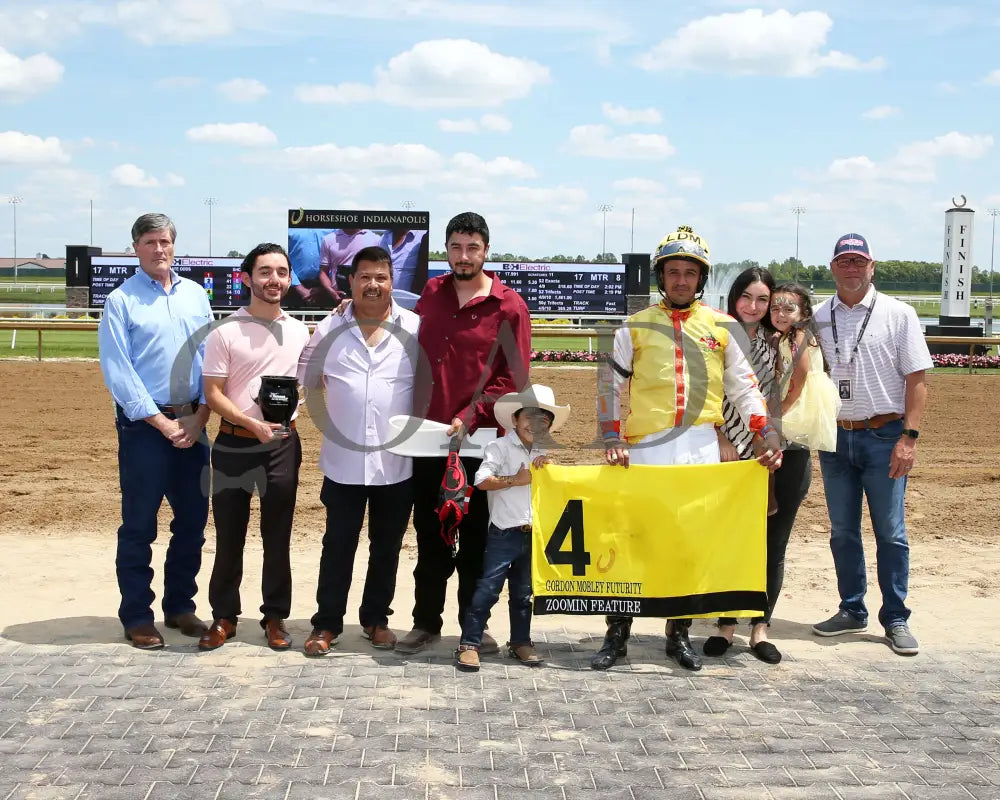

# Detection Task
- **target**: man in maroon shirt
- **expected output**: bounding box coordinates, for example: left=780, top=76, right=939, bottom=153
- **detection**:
left=396, top=212, right=531, bottom=655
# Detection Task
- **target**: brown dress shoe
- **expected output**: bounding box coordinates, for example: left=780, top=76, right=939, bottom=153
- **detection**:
left=263, top=618, right=291, bottom=651
left=164, top=612, right=208, bottom=637
left=395, top=627, right=439, bottom=654
left=124, top=623, right=165, bottom=650
left=508, top=642, right=543, bottom=666
left=362, top=625, right=397, bottom=650
left=198, top=619, right=236, bottom=651
left=304, top=629, right=338, bottom=657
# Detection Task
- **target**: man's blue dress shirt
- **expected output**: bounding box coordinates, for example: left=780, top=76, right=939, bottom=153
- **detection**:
left=98, top=269, right=214, bottom=420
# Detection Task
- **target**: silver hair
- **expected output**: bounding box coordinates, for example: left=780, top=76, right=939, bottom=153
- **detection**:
left=131, top=213, right=177, bottom=244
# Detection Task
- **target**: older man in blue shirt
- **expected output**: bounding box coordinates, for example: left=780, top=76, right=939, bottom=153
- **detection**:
left=98, top=213, right=214, bottom=649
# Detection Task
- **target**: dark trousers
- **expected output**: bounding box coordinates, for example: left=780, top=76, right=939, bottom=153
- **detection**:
left=461, top=524, right=534, bottom=647
left=411, top=456, right=489, bottom=635
left=114, top=409, right=209, bottom=629
left=311, top=477, right=414, bottom=635
left=208, top=430, right=301, bottom=623
left=720, top=446, right=812, bottom=627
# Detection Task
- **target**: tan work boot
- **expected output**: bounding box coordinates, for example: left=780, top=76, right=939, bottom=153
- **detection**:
left=455, top=646, right=480, bottom=672
left=507, top=642, right=544, bottom=666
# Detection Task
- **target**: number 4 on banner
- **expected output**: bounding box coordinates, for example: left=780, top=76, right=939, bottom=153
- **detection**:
left=544, top=499, right=591, bottom=576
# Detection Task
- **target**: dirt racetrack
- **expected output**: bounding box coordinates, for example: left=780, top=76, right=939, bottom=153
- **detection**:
left=1, top=359, right=999, bottom=639
left=2, top=360, right=997, bottom=546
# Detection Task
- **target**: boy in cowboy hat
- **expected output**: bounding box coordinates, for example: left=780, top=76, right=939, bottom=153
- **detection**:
left=455, top=384, right=570, bottom=672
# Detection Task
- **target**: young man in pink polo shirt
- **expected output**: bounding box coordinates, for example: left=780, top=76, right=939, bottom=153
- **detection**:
left=198, top=243, right=310, bottom=651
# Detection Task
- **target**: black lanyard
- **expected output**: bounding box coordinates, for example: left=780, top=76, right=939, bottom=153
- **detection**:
left=831, top=292, right=877, bottom=365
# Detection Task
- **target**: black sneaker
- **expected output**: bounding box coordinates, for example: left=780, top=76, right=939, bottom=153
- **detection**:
left=885, top=624, right=918, bottom=655
left=812, top=610, right=867, bottom=637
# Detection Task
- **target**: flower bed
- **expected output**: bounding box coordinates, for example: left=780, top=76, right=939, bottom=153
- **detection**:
left=930, top=353, right=1000, bottom=369
left=531, top=350, right=1000, bottom=368
left=530, top=349, right=607, bottom=363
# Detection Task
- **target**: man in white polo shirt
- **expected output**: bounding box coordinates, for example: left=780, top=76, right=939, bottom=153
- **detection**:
left=198, top=243, right=310, bottom=652
left=297, top=245, right=420, bottom=656
left=811, top=233, right=932, bottom=655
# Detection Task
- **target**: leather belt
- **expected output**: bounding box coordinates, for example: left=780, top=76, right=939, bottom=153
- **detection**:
left=219, top=419, right=296, bottom=438
left=156, top=400, right=199, bottom=418
left=838, top=413, right=903, bottom=431
left=517, top=524, right=532, bottom=533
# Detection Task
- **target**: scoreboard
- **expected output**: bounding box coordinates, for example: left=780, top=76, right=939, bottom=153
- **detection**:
left=89, top=256, right=245, bottom=308
left=428, top=261, right=626, bottom=315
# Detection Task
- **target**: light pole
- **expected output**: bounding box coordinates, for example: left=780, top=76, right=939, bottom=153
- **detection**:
left=204, top=197, right=217, bottom=256
left=988, top=208, right=999, bottom=301
left=598, top=203, right=613, bottom=260
left=8, top=196, right=22, bottom=283
left=791, top=206, right=806, bottom=282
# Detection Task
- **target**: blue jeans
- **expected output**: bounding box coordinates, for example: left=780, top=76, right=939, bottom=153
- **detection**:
left=115, top=409, right=210, bottom=629
left=460, top=523, right=533, bottom=647
left=819, top=419, right=910, bottom=629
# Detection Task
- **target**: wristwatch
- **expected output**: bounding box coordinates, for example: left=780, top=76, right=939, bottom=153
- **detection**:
left=901, top=428, right=919, bottom=439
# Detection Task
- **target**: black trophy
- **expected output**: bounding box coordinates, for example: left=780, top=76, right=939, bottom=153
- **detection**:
left=256, top=375, right=298, bottom=437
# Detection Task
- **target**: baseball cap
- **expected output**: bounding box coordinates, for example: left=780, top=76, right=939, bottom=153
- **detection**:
left=832, top=233, right=873, bottom=261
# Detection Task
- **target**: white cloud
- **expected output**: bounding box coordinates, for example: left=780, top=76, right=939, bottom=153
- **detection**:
left=676, top=172, right=703, bottom=189
left=0, top=131, right=70, bottom=164
left=827, top=155, right=878, bottom=181
left=438, top=118, right=480, bottom=133
left=450, top=153, right=536, bottom=179
left=612, top=177, right=666, bottom=195
left=186, top=122, right=277, bottom=147
left=862, top=105, right=901, bottom=120
left=156, top=76, right=203, bottom=89
left=480, top=114, right=512, bottom=132
left=983, top=70, right=1000, bottom=86
left=0, top=46, right=64, bottom=102
left=601, top=103, right=662, bottom=125
left=937, top=81, right=960, bottom=94
left=280, top=142, right=444, bottom=173
left=165, top=172, right=186, bottom=187
left=0, top=6, right=94, bottom=49
left=567, top=124, right=676, bottom=160
left=637, top=10, right=885, bottom=77
left=111, top=163, right=160, bottom=188
left=115, top=0, right=234, bottom=44
left=217, top=78, right=268, bottom=103
left=825, top=132, right=994, bottom=183
left=296, top=39, right=549, bottom=109
left=438, top=113, right=512, bottom=134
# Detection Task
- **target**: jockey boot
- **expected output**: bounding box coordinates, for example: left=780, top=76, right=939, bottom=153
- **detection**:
left=590, top=615, right=633, bottom=671
left=665, top=618, right=702, bottom=671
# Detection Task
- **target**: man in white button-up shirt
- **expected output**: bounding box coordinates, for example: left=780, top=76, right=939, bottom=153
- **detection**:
left=297, top=246, right=421, bottom=656
left=811, top=233, right=932, bottom=656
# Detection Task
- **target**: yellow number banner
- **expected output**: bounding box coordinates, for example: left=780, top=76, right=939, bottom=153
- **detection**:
left=531, top=461, right=767, bottom=618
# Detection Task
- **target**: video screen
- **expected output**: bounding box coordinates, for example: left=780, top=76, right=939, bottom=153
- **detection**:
left=287, top=209, right=430, bottom=310
left=90, top=256, right=245, bottom=308
left=426, top=260, right=626, bottom=315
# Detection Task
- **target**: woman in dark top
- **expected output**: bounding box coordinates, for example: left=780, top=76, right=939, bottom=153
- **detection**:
left=710, top=267, right=812, bottom=664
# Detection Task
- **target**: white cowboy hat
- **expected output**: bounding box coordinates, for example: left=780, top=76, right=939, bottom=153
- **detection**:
left=493, top=384, right=570, bottom=433
left=384, top=415, right=498, bottom=458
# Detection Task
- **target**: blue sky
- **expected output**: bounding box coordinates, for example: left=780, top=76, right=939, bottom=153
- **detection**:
left=2, top=0, right=999, bottom=270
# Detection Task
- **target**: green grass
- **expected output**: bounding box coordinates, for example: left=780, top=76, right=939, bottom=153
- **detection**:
left=0, top=287, right=66, bottom=304
left=0, top=330, right=99, bottom=358
left=0, top=275, right=65, bottom=284
left=1, top=327, right=996, bottom=364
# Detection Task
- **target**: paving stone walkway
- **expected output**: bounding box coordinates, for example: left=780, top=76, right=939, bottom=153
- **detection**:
left=2, top=630, right=998, bottom=800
